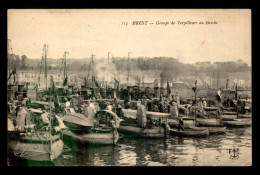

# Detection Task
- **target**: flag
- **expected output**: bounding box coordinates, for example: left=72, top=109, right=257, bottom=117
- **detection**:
left=226, top=79, right=229, bottom=89
left=167, top=79, right=171, bottom=95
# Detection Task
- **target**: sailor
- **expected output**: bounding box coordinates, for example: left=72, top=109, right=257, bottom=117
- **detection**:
left=142, top=96, right=148, bottom=110
left=169, top=99, right=179, bottom=119
left=192, top=96, right=196, bottom=105
left=223, top=97, right=227, bottom=107
left=82, top=102, right=95, bottom=124
left=226, top=97, right=230, bottom=108
left=177, top=116, right=185, bottom=131
left=40, top=113, right=50, bottom=127
left=106, top=102, right=113, bottom=111
left=65, top=98, right=71, bottom=108
left=15, top=102, right=32, bottom=131
left=147, top=99, right=152, bottom=111
left=158, top=101, right=164, bottom=113
left=198, top=98, right=204, bottom=110
left=136, top=99, right=147, bottom=128
left=9, top=101, right=17, bottom=123
left=236, top=96, right=244, bottom=113
left=202, top=97, right=207, bottom=108
left=124, top=97, right=130, bottom=109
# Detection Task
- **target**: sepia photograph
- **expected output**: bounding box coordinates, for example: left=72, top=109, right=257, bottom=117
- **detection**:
left=7, top=9, right=252, bottom=166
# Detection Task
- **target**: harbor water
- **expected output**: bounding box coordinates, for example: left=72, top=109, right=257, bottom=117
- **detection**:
left=8, top=126, right=252, bottom=166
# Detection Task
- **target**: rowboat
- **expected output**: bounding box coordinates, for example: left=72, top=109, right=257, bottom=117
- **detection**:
left=62, top=113, right=94, bottom=132
left=196, top=118, right=222, bottom=127
left=221, top=115, right=237, bottom=121
left=62, top=110, right=121, bottom=145
left=188, top=126, right=226, bottom=135
left=8, top=131, right=63, bottom=161
left=62, top=128, right=119, bottom=145
left=169, top=128, right=209, bottom=137
left=222, top=119, right=251, bottom=127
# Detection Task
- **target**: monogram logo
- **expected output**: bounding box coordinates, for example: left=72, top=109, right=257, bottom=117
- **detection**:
left=229, top=148, right=239, bottom=159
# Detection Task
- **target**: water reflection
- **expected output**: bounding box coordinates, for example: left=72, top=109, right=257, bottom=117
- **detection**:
left=9, top=127, right=251, bottom=166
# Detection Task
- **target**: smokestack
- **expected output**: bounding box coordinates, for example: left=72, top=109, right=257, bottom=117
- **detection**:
left=226, top=79, right=229, bottom=89
left=154, top=79, right=159, bottom=98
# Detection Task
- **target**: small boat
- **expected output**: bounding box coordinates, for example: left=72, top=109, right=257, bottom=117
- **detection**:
left=168, top=117, right=195, bottom=128
left=169, top=128, right=209, bottom=137
left=223, top=111, right=237, bottom=115
left=221, top=114, right=237, bottom=121
left=62, top=110, right=121, bottom=145
left=222, top=119, right=251, bottom=127
left=120, top=109, right=170, bottom=138
left=118, top=125, right=168, bottom=138
left=238, top=113, right=251, bottom=118
left=27, top=101, right=49, bottom=109
left=62, top=112, right=94, bottom=132
left=196, top=118, right=222, bottom=127
left=62, top=128, right=119, bottom=145
left=8, top=131, right=64, bottom=161
left=168, top=119, right=178, bottom=128
left=122, top=108, right=171, bottom=119
left=188, top=126, right=226, bottom=135
left=203, top=106, right=217, bottom=111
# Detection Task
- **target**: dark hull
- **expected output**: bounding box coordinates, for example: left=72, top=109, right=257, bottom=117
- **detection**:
left=238, top=114, right=251, bottom=118
left=221, top=115, right=237, bottom=121
left=118, top=125, right=167, bottom=138
left=188, top=126, right=226, bottom=135
left=169, top=128, right=209, bottom=137
left=196, top=118, right=222, bottom=127
left=223, top=119, right=251, bottom=127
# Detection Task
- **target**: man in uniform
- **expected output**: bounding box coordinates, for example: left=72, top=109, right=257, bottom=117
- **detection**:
left=15, top=102, right=32, bottom=131
left=169, top=99, right=179, bottom=119
left=82, top=102, right=95, bottom=124
left=137, top=99, right=147, bottom=128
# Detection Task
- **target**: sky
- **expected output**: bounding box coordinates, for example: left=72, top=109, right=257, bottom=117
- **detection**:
left=7, top=9, right=251, bottom=66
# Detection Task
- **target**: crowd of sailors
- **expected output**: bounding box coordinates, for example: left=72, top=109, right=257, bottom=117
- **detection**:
left=7, top=83, right=252, bottom=134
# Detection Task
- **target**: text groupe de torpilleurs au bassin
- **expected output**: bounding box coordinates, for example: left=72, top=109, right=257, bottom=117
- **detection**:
left=131, top=21, right=217, bottom=26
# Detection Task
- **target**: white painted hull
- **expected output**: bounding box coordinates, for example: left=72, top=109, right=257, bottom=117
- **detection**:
left=8, top=139, right=63, bottom=161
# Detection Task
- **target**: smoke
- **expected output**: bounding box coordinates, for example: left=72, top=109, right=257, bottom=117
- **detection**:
left=160, top=69, right=174, bottom=88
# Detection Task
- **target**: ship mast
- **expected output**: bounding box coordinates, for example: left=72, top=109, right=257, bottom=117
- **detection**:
left=127, top=52, right=131, bottom=86
left=44, top=44, right=48, bottom=91
left=91, top=54, right=95, bottom=89
left=216, top=66, right=219, bottom=90
left=106, top=52, right=110, bottom=87
left=7, top=39, right=13, bottom=77
left=139, top=57, right=141, bottom=86
left=63, top=51, right=69, bottom=79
